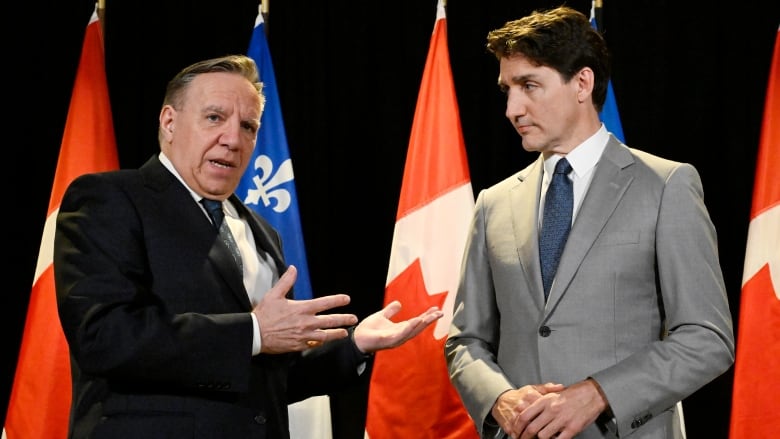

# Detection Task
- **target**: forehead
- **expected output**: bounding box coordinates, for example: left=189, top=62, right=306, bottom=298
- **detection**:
left=185, top=72, right=261, bottom=108
left=499, top=54, right=557, bottom=83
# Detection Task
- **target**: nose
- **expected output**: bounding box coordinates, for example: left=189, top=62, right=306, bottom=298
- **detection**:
left=505, top=89, right=526, bottom=122
left=219, top=118, right=242, bottom=150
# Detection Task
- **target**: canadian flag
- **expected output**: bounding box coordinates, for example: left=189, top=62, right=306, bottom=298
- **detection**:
left=3, top=5, right=119, bottom=438
left=728, top=25, right=780, bottom=438
left=364, top=1, right=478, bottom=437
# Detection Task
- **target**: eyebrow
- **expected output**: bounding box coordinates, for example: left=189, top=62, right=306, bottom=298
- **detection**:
left=505, top=73, right=539, bottom=85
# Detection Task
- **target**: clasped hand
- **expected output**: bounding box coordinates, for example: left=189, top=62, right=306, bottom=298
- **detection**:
left=252, top=266, right=443, bottom=354
left=493, top=379, right=607, bottom=439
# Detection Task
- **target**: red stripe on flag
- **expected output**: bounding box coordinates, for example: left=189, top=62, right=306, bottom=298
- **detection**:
left=729, top=26, right=780, bottom=438
left=4, top=7, right=118, bottom=438
left=394, top=12, right=471, bottom=221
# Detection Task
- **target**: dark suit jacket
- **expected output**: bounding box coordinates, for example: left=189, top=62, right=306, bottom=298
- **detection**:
left=54, top=155, right=367, bottom=439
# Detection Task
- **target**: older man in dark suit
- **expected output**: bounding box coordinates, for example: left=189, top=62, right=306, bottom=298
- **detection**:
left=55, top=54, right=443, bottom=439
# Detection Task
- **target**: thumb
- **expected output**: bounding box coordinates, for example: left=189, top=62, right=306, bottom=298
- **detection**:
left=266, top=265, right=297, bottom=299
left=382, top=300, right=402, bottom=319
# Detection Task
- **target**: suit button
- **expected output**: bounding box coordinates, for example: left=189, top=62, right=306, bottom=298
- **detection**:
left=254, top=414, right=266, bottom=424
left=538, top=326, right=551, bottom=337
left=631, top=414, right=650, bottom=429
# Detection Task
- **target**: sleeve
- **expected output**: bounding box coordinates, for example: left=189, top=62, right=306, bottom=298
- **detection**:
left=444, top=191, right=514, bottom=436
left=590, top=163, right=735, bottom=436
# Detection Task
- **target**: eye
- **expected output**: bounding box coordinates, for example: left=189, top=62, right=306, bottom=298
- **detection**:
left=206, top=113, right=222, bottom=123
left=242, top=121, right=259, bottom=135
left=523, top=82, right=539, bottom=91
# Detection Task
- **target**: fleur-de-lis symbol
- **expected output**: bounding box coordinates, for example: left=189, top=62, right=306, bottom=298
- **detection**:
left=243, top=154, right=294, bottom=213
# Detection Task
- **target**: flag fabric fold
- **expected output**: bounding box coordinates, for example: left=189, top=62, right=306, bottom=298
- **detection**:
left=3, top=4, right=119, bottom=438
left=729, top=25, right=780, bottom=438
left=364, top=1, right=478, bottom=437
left=238, top=6, right=331, bottom=439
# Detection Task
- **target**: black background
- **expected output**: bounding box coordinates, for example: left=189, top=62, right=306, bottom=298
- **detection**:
left=5, top=0, right=779, bottom=437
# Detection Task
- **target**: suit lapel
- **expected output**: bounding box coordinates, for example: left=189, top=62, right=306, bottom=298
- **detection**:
left=545, top=138, right=636, bottom=308
left=230, top=195, right=287, bottom=275
left=206, top=235, right=251, bottom=307
left=140, top=156, right=252, bottom=309
left=512, top=157, right=546, bottom=309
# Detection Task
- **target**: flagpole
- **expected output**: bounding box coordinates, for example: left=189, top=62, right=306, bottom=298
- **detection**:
left=98, top=0, right=106, bottom=32
left=594, top=0, right=603, bottom=33
left=261, top=1, right=269, bottom=36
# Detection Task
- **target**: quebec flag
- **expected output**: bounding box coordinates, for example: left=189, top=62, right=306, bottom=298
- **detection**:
left=238, top=7, right=313, bottom=300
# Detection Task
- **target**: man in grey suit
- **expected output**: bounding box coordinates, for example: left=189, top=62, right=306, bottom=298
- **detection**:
left=55, top=54, right=443, bottom=438
left=445, top=6, right=735, bottom=439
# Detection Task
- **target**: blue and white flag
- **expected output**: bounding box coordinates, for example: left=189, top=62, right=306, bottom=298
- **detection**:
left=238, top=7, right=313, bottom=300
left=240, top=8, right=332, bottom=439
left=590, top=2, right=625, bottom=143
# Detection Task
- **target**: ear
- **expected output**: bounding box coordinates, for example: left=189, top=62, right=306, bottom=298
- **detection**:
left=575, top=67, right=595, bottom=104
left=159, top=105, right=176, bottom=142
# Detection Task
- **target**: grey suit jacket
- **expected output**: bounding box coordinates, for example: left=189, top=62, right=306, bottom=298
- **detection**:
left=445, top=137, right=735, bottom=438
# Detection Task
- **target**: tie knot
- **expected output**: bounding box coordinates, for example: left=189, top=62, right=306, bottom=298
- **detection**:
left=554, top=158, right=572, bottom=175
left=200, top=198, right=225, bottom=229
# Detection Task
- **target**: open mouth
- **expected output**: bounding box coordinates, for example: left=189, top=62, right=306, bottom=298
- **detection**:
left=209, top=159, right=235, bottom=169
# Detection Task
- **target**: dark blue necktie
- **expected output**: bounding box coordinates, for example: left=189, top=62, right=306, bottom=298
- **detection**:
left=201, top=198, right=225, bottom=229
left=201, top=198, right=243, bottom=273
left=539, top=158, right=573, bottom=300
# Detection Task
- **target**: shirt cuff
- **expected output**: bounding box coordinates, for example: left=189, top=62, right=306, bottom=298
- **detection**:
left=251, top=313, right=262, bottom=355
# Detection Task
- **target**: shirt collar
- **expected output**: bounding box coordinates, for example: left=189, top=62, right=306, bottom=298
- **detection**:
left=158, top=152, right=239, bottom=218
left=543, top=124, right=609, bottom=179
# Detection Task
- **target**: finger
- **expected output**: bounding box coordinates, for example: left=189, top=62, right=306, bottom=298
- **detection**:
left=306, top=327, right=350, bottom=346
left=303, top=294, right=352, bottom=315
left=381, top=300, right=402, bottom=319
left=265, top=265, right=298, bottom=300
left=420, top=306, right=444, bottom=324
left=404, top=308, right=443, bottom=333
left=314, top=312, right=358, bottom=329
left=537, top=382, right=565, bottom=394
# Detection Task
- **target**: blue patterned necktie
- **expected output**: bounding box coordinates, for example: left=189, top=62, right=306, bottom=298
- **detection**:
left=539, top=158, right=573, bottom=300
left=201, top=198, right=244, bottom=274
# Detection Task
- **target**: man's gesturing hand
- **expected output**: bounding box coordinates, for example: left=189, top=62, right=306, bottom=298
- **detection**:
left=253, top=266, right=358, bottom=353
left=352, top=300, right=443, bottom=354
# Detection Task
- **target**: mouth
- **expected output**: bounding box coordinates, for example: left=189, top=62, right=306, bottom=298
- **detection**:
left=209, top=159, right=236, bottom=169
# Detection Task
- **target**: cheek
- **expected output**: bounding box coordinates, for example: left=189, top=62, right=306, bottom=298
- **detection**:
left=241, top=138, right=256, bottom=154
left=239, top=142, right=256, bottom=164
